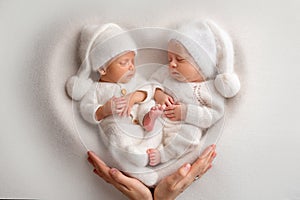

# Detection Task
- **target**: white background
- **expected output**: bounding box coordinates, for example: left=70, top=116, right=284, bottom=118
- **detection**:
left=0, top=0, right=300, bottom=199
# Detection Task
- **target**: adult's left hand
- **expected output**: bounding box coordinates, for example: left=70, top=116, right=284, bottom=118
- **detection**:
left=87, top=151, right=152, bottom=200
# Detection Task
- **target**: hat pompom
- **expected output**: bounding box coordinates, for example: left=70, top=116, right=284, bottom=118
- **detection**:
left=214, top=72, right=240, bottom=98
left=66, top=75, right=93, bottom=101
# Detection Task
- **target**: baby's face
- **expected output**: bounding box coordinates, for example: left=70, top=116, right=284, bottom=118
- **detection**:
left=99, top=51, right=136, bottom=83
left=167, top=40, right=204, bottom=82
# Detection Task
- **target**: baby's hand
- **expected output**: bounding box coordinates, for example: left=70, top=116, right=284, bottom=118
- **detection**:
left=111, top=96, right=129, bottom=116
left=164, top=103, right=186, bottom=121
left=114, top=92, right=136, bottom=117
left=114, top=91, right=147, bottom=117
left=154, top=89, right=174, bottom=107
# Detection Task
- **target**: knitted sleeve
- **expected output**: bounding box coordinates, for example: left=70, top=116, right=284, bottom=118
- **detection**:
left=184, top=84, right=225, bottom=128
left=79, top=84, right=103, bottom=124
left=134, top=74, right=154, bottom=104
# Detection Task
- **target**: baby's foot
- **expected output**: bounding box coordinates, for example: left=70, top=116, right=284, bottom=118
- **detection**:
left=147, top=148, right=161, bottom=166
left=143, top=104, right=165, bottom=132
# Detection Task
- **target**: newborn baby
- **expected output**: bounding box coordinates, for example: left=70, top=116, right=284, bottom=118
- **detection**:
left=66, top=23, right=162, bottom=186
left=143, top=20, right=240, bottom=166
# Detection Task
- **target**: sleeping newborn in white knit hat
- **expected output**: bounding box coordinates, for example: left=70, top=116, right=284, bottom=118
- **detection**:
left=145, top=20, right=240, bottom=166
left=66, top=23, right=164, bottom=186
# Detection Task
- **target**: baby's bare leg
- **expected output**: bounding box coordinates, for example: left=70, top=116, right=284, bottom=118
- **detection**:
left=147, top=148, right=161, bottom=166
left=143, top=104, right=164, bottom=132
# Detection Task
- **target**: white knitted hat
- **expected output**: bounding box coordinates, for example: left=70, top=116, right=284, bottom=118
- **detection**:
left=171, top=20, right=240, bottom=98
left=66, top=23, right=137, bottom=101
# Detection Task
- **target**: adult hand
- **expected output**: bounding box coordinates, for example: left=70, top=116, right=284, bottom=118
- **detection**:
left=87, top=151, right=152, bottom=200
left=87, top=144, right=216, bottom=200
left=154, top=144, right=217, bottom=200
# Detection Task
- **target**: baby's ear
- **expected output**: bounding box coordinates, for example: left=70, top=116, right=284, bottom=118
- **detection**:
left=99, top=69, right=106, bottom=76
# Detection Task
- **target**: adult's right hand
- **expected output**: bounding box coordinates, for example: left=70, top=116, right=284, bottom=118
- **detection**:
left=154, top=144, right=217, bottom=200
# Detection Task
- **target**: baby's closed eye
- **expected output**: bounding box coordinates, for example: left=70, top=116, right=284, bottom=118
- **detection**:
left=119, top=60, right=129, bottom=65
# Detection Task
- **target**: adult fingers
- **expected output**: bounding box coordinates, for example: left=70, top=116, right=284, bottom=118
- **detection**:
left=199, top=153, right=216, bottom=176
left=202, top=164, right=212, bottom=174
left=93, top=168, right=126, bottom=192
left=87, top=157, right=95, bottom=166
left=87, top=151, right=106, bottom=167
left=109, top=168, right=132, bottom=191
left=168, top=163, right=191, bottom=186
left=87, top=152, right=114, bottom=183
left=87, top=152, right=139, bottom=198
left=170, top=163, right=202, bottom=192
left=208, top=151, right=217, bottom=164
left=200, top=151, right=216, bottom=173
left=87, top=151, right=114, bottom=178
left=93, top=168, right=108, bottom=180
left=199, top=145, right=216, bottom=159
left=192, top=150, right=215, bottom=172
left=187, top=146, right=216, bottom=179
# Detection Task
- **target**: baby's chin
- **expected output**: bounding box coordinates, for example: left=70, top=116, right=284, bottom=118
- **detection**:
left=119, top=73, right=135, bottom=83
left=170, top=73, right=187, bottom=82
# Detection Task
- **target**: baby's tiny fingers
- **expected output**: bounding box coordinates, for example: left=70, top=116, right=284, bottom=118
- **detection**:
left=164, top=109, right=174, bottom=115
left=115, top=103, right=126, bottom=109
left=166, top=100, right=173, bottom=107
left=113, top=97, right=126, bottom=103
left=169, top=117, right=177, bottom=121
left=168, top=97, right=174, bottom=104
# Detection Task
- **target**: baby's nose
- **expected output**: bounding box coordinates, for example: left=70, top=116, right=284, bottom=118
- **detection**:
left=169, top=61, right=177, bottom=68
left=129, top=63, right=135, bottom=70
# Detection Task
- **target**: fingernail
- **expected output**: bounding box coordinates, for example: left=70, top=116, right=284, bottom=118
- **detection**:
left=213, top=152, right=217, bottom=158
left=110, top=168, right=117, bottom=175
left=206, top=146, right=213, bottom=152
left=184, top=163, right=191, bottom=171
